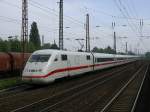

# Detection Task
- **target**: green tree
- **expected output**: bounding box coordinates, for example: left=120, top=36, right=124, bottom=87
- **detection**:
left=29, top=22, right=41, bottom=50
left=28, top=42, right=36, bottom=53
left=50, top=43, right=59, bottom=49
left=0, top=38, right=4, bottom=51
left=92, top=46, right=115, bottom=54
left=145, top=52, right=150, bottom=59
left=128, top=51, right=135, bottom=55
left=92, top=47, right=104, bottom=53
left=0, top=38, right=9, bottom=52
left=41, top=43, right=59, bottom=50
left=10, top=38, right=21, bottom=52
left=103, top=46, right=115, bottom=54
left=92, top=47, right=99, bottom=52
left=41, top=43, right=51, bottom=49
left=0, top=37, right=22, bottom=52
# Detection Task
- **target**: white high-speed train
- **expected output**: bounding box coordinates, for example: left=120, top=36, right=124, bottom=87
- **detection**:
left=22, top=49, right=138, bottom=84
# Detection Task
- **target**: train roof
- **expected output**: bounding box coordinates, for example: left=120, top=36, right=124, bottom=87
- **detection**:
left=33, top=49, right=116, bottom=57
left=33, top=49, right=91, bottom=56
left=32, top=49, right=138, bottom=58
left=92, top=52, right=115, bottom=58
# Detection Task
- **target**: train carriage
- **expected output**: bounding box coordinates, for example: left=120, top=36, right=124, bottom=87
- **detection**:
left=22, top=50, right=93, bottom=83
left=0, top=52, right=11, bottom=73
left=22, top=49, right=138, bottom=84
left=0, top=52, right=30, bottom=77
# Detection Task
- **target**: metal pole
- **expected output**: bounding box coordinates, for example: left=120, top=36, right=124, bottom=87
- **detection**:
left=125, top=42, right=128, bottom=54
left=112, top=22, right=116, bottom=54
left=114, top=32, right=116, bottom=54
left=21, top=0, right=28, bottom=71
left=59, top=0, right=63, bottom=50
left=86, top=14, right=90, bottom=52
left=42, top=35, right=44, bottom=46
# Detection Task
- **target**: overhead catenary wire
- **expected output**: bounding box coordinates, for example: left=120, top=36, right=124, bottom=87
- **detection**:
left=116, top=0, right=139, bottom=34
left=29, top=0, right=85, bottom=27
left=81, top=6, right=141, bottom=21
left=113, top=0, right=148, bottom=52
left=119, top=0, right=148, bottom=51
left=0, top=0, right=149, bottom=52
left=0, top=0, right=85, bottom=28
left=0, top=14, right=130, bottom=51
left=130, top=0, right=139, bottom=19
left=123, top=0, right=138, bottom=19
left=118, top=0, right=142, bottom=36
left=1, top=0, right=139, bottom=33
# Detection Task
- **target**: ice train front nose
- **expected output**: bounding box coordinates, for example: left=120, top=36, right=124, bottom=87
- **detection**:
left=22, top=54, right=51, bottom=84
left=22, top=66, right=44, bottom=83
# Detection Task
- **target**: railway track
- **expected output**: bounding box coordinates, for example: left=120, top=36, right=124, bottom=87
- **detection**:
left=0, top=84, right=39, bottom=100
left=0, top=62, right=142, bottom=112
left=38, top=64, right=145, bottom=112
left=99, top=65, right=148, bottom=112
left=9, top=62, right=141, bottom=112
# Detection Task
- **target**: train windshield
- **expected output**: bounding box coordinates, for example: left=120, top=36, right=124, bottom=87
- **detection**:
left=29, top=54, right=51, bottom=62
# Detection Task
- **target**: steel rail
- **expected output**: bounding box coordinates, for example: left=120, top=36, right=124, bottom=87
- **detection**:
left=131, top=64, right=149, bottom=112
left=0, top=84, right=26, bottom=93
left=0, top=84, right=35, bottom=100
left=40, top=68, right=130, bottom=112
left=100, top=65, right=145, bottom=112
left=0, top=64, right=131, bottom=112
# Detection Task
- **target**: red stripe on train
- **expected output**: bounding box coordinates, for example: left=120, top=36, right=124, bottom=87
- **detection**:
left=23, top=61, right=124, bottom=79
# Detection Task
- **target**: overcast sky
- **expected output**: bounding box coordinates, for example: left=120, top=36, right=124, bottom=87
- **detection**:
left=0, top=0, right=150, bottom=53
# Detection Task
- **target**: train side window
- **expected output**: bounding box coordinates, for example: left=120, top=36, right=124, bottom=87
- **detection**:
left=101, top=58, right=110, bottom=62
left=86, top=55, right=90, bottom=60
left=61, top=55, right=67, bottom=61
left=95, top=58, right=113, bottom=62
left=97, top=58, right=101, bottom=62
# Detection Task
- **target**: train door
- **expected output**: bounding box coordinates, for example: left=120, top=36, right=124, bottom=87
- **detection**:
left=61, top=54, right=69, bottom=77
left=67, top=55, right=71, bottom=76
left=91, top=53, right=95, bottom=71
left=70, top=55, right=79, bottom=76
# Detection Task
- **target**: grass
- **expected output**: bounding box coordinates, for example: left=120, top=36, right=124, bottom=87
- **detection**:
left=0, top=77, right=22, bottom=90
